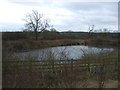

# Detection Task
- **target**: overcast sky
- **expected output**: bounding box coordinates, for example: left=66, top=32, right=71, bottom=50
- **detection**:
left=0, top=0, right=118, bottom=32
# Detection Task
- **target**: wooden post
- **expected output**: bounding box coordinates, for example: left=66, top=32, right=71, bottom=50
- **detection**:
left=71, top=59, right=73, bottom=72
left=84, top=40, right=87, bottom=46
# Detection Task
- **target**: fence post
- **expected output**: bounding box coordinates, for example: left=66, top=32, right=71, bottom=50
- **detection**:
left=71, top=59, right=73, bottom=72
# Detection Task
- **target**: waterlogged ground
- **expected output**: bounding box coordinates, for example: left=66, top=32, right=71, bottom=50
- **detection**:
left=3, top=45, right=118, bottom=88
left=12, top=45, right=114, bottom=61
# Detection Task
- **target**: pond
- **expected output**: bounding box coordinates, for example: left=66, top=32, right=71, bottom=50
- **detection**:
left=13, top=45, right=114, bottom=61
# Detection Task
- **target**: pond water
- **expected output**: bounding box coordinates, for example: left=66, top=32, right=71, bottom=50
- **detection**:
left=13, top=45, right=114, bottom=61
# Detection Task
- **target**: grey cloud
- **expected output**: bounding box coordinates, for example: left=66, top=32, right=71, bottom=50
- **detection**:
left=61, top=2, right=101, bottom=11
left=56, top=2, right=117, bottom=12
left=6, top=0, right=65, bottom=8
left=7, top=0, right=118, bottom=18
left=12, top=2, right=41, bottom=6
left=0, top=22, right=23, bottom=31
left=2, top=1, right=118, bottom=31
left=82, top=17, right=117, bottom=25
left=6, top=0, right=52, bottom=7
left=7, top=0, right=117, bottom=11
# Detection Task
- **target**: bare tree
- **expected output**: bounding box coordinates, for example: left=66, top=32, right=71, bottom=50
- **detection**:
left=89, top=24, right=95, bottom=33
left=88, top=24, right=95, bottom=39
left=24, top=10, right=50, bottom=40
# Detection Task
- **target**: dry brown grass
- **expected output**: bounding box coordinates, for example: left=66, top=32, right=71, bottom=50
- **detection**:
left=2, top=66, right=118, bottom=88
left=3, top=39, right=88, bottom=52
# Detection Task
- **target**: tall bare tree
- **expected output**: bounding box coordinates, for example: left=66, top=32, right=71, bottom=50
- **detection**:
left=24, top=10, right=50, bottom=40
left=88, top=24, right=95, bottom=39
left=89, top=24, right=95, bottom=33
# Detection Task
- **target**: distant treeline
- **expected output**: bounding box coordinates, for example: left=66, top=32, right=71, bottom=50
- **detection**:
left=2, top=31, right=119, bottom=40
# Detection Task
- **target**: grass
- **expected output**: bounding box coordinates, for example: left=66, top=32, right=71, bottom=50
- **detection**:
left=2, top=48, right=118, bottom=88
left=2, top=31, right=119, bottom=88
left=3, top=39, right=88, bottom=52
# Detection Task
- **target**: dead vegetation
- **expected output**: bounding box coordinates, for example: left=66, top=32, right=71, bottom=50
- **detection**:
left=2, top=48, right=118, bottom=88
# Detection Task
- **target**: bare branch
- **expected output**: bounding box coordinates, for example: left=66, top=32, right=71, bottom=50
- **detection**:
left=23, top=10, right=50, bottom=40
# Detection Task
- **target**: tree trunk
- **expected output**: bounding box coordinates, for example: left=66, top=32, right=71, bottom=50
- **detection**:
left=35, top=30, right=38, bottom=40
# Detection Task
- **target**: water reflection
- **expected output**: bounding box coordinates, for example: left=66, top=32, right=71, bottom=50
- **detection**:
left=13, top=45, right=114, bottom=60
